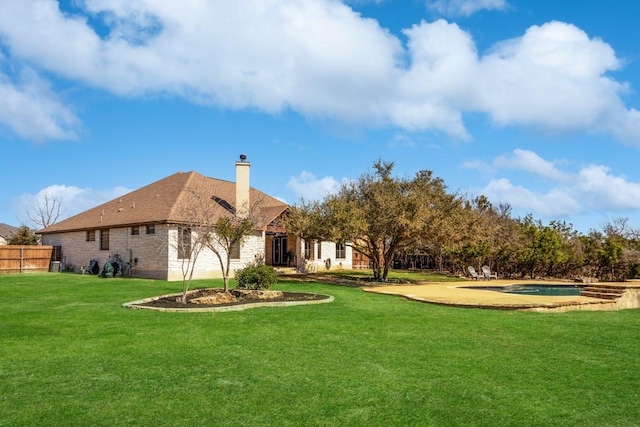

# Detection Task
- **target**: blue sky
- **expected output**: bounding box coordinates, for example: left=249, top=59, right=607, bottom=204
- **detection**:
left=1, top=0, right=640, bottom=233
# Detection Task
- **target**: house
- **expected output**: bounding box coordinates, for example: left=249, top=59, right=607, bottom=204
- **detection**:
left=0, top=223, right=18, bottom=245
left=352, top=250, right=372, bottom=269
left=40, top=156, right=352, bottom=280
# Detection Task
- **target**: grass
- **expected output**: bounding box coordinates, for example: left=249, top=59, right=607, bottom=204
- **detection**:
left=1, top=273, right=639, bottom=426
left=321, top=268, right=461, bottom=283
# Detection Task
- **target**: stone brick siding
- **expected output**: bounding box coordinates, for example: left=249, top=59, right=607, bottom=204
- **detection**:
left=297, top=238, right=353, bottom=271
left=166, top=228, right=265, bottom=281
left=42, top=225, right=169, bottom=279
left=44, top=226, right=352, bottom=280
left=43, top=225, right=267, bottom=281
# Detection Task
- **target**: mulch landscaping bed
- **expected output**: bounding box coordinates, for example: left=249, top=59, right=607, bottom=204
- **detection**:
left=139, top=288, right=330, bottom=309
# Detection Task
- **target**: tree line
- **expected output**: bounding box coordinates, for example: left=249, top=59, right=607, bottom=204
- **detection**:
left=286, top=161, right=640, bottom=282
left=19, top=161, right=640, bottom=283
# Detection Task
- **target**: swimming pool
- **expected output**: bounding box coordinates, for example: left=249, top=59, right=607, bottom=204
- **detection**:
left=465, top=284, right=584, bottom=296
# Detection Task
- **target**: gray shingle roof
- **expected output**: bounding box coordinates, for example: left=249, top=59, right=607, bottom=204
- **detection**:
left=0, top=223, right=18, bottom=239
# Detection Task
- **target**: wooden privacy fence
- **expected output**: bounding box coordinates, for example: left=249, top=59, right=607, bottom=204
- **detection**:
left=0, top=246, right=55, bottom=273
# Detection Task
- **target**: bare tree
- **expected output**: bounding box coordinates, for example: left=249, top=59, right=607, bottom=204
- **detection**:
left=167, top=176, right=225, bottom=303
left=172, top=176, right=266, bottom=297
left=200, top=186, right=266, bottom=292
left=202, top=215, right=257, bottom=292
left=168, top=212, right=209, bottom=305
left=28, top=189, right=64, bottom=228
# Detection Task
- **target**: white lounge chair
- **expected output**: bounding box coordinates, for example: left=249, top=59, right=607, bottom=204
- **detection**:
left=468, top=266, right=481, bottom=280
left=482, top=265, right=498, bottom=280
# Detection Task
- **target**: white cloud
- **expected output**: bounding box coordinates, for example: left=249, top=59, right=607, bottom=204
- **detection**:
left=494, top=149, right=570, bottom=182
left=427, top=0, right=509, bottom=17
left=482, top=178, right=581, bottom=217
left=394, top=19, right=477, bottom=139
left=343, top=0, right=387, bottom=4
left=476, top=150, right=640, bottom=220
left=476, top=22, right=631, bottom=136
left=14, top=184, right=131, bottom=226
left=287, top=171, right=345, bottom=201
left=0, top=1, right=638, bottom=145
left=0, top=65, right=79, bottom=141
left=388, top=133, right=418, bottom=148
left=575, top=165, right=640, bottom=210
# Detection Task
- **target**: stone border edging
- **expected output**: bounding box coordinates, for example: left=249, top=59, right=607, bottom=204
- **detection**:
left=122, top=291, right=334, bottom=313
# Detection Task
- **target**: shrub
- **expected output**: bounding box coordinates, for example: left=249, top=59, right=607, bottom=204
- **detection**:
left=235, top=264, right=278, bottom=290
left=8, top=225, right=38, bottom=245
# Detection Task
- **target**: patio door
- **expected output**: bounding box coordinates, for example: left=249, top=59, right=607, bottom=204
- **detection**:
left=272, top=236, right=288, bottom=266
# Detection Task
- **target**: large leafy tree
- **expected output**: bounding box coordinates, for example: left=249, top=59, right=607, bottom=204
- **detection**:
left=445, top=195, right=502, bottom=273
left=598, top=218, right=640, bottom=281
left=287, top=161, right=460, bottom=282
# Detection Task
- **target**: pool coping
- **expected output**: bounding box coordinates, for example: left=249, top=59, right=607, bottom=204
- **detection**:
left=363, top=280, right=640, bottom=312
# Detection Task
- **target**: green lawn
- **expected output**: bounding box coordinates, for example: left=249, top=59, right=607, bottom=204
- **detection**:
left=1, top=273, right=639, bottom=426
left=320, top=268, right=462, bottom=283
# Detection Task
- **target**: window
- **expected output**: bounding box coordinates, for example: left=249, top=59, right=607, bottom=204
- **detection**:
left=146, top=225, right=155, bottom=235
left=335, top=241, right=346, bottom=259
left=229, top=242, right=240, bottom=260
left=86, top=230, right=95, bottom=242
left=177, top=226, right=191, bottom=259
left=52, top=246, right=62, bottom=262
left=100, top=229, right=109, bottom=251
left=131, top=226, right=139, bottom=235
left=304, top=240, right=314, bottom=260
left=317, top=241, right=322, bottom=259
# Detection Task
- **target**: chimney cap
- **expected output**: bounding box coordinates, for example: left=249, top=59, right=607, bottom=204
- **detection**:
left=239, top=154, right=247, bottom=162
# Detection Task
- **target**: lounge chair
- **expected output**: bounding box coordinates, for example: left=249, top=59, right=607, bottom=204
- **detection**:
left=482, top=265, right=498, bottom=280
left=468, top=266, right=481, bottom=280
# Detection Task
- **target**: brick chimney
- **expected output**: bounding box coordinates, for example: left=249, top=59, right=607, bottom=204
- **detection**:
left=235, top=154, right=250, bottom=217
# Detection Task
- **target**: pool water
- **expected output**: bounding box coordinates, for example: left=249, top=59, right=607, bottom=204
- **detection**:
left=467, top=284, right=584, bottom=296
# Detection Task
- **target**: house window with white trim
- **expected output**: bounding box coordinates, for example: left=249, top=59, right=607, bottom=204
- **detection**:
left=131, top=226, right=139, bottom=235
left=304, top=240, right=314, bottom=260
left=335, top=241, right=346, bottom=259
left=177, top=226, right=191, bottom=259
